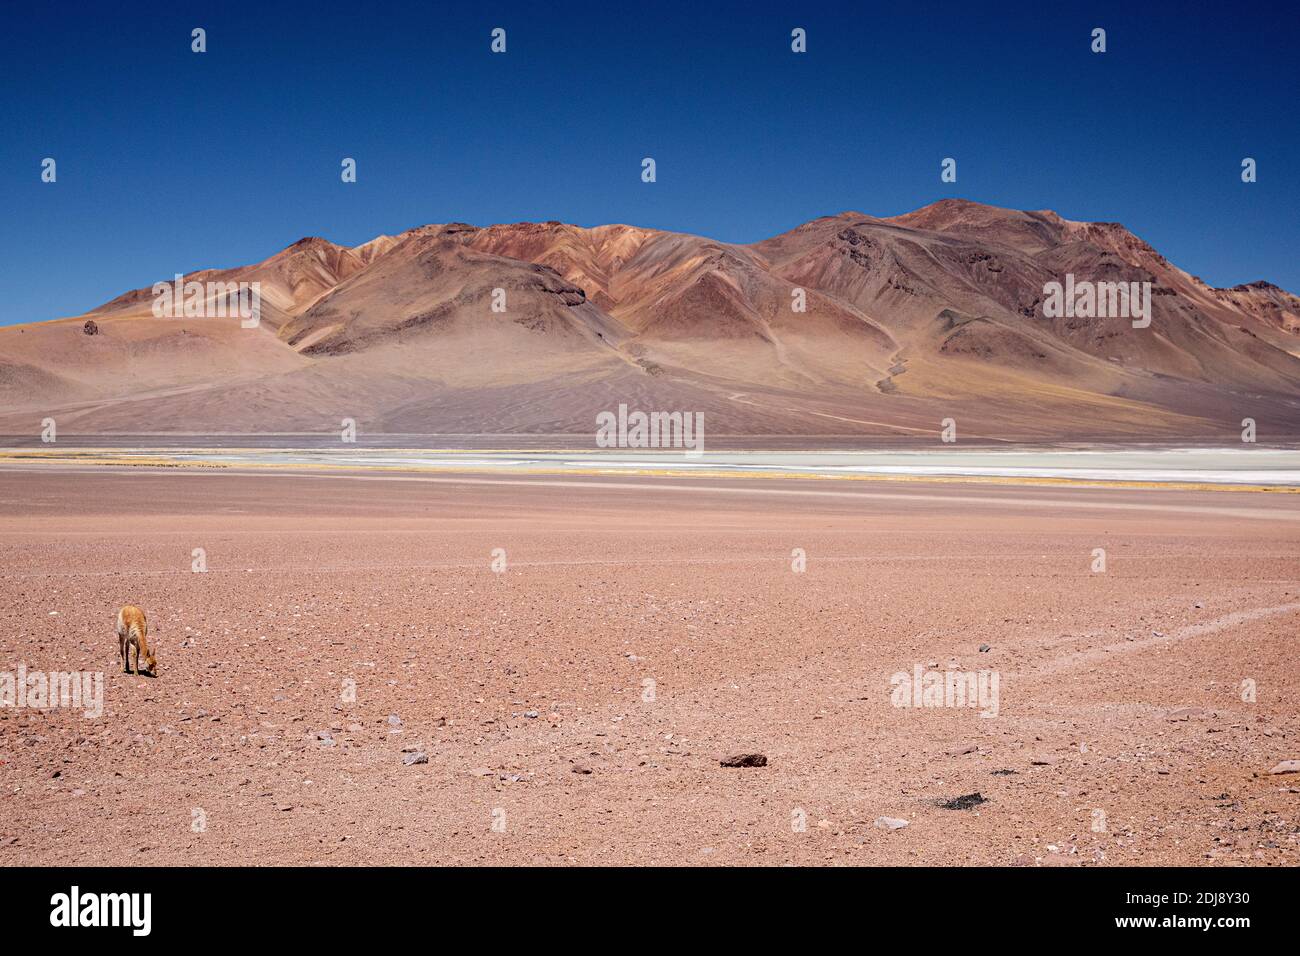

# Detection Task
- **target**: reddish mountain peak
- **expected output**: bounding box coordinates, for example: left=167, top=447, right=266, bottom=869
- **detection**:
left=489, top=220, right=566, bottom=232
left=259, top=235, right=354, bottom=267
left=879, top=200, right=1067, bottom=255
left=274, top=236, right=342, bottom=255
left=1057, top=219, right=1165, bottom=270
left=1213, top=278, right=1300, bottom=310
left=887, top=197, right=1017, bottom=222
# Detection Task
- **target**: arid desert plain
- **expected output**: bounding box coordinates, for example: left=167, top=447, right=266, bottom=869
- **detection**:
left=2, top=457, right=1297, bottom=866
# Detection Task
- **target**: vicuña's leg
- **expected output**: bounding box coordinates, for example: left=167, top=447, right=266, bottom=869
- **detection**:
left=120, top=635, right=129, bottom=673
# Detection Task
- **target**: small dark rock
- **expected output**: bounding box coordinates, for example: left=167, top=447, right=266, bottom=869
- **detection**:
left=938, top=792, right=988, bottom=810
left=720, top=753, right=767, bottom=768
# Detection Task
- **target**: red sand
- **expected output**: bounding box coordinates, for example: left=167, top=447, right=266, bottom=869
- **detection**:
left=1, top=466, right=1297, bottom=865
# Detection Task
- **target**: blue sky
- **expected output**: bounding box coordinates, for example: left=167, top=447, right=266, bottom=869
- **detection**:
left=1, top=0, right=1295, bottom=325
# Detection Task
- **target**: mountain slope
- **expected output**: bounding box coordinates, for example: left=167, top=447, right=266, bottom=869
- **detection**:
left=2, top=201, right=1297, bottom=441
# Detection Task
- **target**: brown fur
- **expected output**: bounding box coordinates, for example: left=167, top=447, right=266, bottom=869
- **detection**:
left=115, top=605, right=156, bottom=676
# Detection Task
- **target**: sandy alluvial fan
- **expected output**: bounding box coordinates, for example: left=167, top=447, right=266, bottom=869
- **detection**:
left=2, top=199, right=1298, bottom=439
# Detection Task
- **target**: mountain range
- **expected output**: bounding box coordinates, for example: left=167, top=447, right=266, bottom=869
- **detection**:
left=3, top=199, right=1298, bottom=441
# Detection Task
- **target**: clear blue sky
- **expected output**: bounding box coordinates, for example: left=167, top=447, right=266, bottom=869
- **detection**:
left=1, top=0, right=1295, bottom=325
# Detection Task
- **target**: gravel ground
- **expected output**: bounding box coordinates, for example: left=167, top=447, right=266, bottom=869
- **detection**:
left=1, top=466, right=1297, bottom=865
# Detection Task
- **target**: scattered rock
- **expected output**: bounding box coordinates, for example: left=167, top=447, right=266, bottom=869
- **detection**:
left=1030, top=756, right=1057, bottom=766
left=83, top=320, right=99, bottom=336
left=402, top=751, right=428, bottom=766
left=1166, top=707, right=1206, bottom=721
left=1268, top=760, right=1300, bottom=775
left=978, top=644, right=991, bottom=653
left=991, top=768, right=1018, bottom=776
left=571, top=764, right=592, bottom=775
left=524, top=710, right=539, bottom=719
left=875, top=816, right=909, bottom=830
left=946, top=743, right=978, bottom=757
left=720, top=753, right=767, bottom=768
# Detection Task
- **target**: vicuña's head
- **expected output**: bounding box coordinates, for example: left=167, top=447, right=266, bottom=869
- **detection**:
left=144, top=652, right=158, bottom=675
